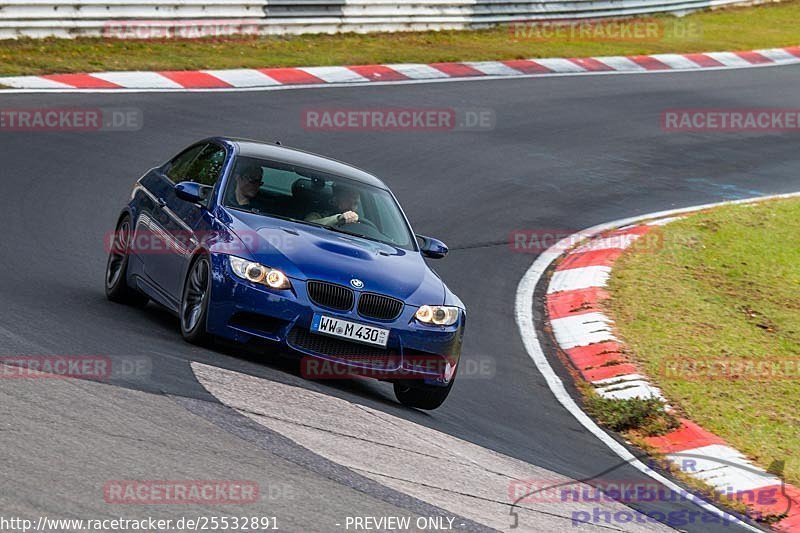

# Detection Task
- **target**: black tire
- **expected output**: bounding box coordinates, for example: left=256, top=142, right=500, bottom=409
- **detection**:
left=180, top=254, right=212, bottom=345
left=105, top=215, right=148, bottom=306
left=394, top=376, right=455, bottom=410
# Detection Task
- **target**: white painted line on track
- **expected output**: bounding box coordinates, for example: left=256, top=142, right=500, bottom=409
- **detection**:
left=515, top=192, right=800, bottom=533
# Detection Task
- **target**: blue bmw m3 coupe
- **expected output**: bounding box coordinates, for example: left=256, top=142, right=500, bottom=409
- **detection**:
left=105, top=137, right=465, bottom=409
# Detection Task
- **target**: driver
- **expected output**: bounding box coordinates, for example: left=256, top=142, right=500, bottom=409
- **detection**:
left=228, top=163, right=267, bottom=210
left=305, top=182, right=360, bottom=226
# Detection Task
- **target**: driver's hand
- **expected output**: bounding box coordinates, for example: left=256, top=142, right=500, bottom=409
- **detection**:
left=338, top=211, right=359, bottom=224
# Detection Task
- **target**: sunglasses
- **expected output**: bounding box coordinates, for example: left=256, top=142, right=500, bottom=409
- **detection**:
left=241, top=176, right=262, bottom=184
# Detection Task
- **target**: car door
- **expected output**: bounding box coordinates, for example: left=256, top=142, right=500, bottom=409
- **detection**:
left=165, top=143, right=228, bottom=300
left=134, top=143, right=204, bottom=307
left=139, top=142, right=226, bottom=305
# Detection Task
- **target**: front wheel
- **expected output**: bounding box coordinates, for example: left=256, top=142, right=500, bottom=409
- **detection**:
left=180, top=255, right=212, bottom=345
left=394, top=377, right=455, bottom=410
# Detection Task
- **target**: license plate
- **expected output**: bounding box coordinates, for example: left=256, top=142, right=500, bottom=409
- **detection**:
left=311, top=314, right=389, bottom=347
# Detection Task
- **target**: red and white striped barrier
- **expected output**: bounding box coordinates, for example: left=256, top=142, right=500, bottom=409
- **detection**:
left=545, top=215, right=800, bottom=530
left=2, top=47, right=798, bottom=90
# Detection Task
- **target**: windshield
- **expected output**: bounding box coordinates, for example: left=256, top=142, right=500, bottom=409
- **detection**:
left=223, top=156, right=416, bottom=251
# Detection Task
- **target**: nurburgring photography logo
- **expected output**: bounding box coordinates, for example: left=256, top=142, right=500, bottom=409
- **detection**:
left=507, top=453, right=791, bottom=529
left=0, top=108, right=143, bottom=132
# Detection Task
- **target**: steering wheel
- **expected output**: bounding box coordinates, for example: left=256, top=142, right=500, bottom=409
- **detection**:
left=353, top=217, right=379, bottom=231
left=339, top=218, right=386, bottom=240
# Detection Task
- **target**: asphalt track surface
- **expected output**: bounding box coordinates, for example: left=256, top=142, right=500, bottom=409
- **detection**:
left=1, top=63, right=799, bottom=532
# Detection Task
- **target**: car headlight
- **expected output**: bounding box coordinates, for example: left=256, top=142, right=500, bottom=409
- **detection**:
left=228, top=256, right=291, bottom=290
left=415, top=305, right=460, bottom=326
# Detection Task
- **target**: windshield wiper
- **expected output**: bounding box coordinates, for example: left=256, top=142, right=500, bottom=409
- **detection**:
left=320, top=224, right=379, bottom=243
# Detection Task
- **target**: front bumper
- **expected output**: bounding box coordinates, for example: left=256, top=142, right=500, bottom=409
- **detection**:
left=205, top=254, right=465, bottom=386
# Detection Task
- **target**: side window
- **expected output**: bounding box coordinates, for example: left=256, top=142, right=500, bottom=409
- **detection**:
left=166, top=144, right=204, bottom=182
left=187, top=144, right=227, bottom=186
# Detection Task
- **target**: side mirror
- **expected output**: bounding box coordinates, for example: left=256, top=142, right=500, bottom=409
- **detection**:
left=417, top=235, right=448, bottom=259
left=175, top=181, right=210, bottom=204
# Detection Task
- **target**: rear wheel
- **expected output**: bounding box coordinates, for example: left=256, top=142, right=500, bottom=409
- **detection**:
left=105, top=215, right=148, bottom=306
left=180, top=255, right=212, bottom=345
left=394, top=376, right=455, bottom=410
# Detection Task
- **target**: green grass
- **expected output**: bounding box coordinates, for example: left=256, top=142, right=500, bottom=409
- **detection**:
left=608, top=198, right=800, bottom=487
left=0, top=1, right=798, bottom=76
left=584, top=394, right=680, bottom=436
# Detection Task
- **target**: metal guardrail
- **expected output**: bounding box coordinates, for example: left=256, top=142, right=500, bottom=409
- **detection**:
left=0, top=0, right=766, bottom=39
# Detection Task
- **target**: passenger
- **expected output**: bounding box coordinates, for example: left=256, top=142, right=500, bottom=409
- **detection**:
left=228, top=164, right=266, bottom=210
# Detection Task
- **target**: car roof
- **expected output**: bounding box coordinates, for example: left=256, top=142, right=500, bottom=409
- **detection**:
left=211, top=137, right=388, bottom=189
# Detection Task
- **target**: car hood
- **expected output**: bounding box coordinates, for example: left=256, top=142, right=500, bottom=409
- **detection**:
left=225, top=209, right=446, bottom=305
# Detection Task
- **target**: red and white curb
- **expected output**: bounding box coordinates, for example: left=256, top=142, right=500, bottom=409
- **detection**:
left=540, top=201, right=800, bottom=530
left=1, top=46, right=799, bottom=91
